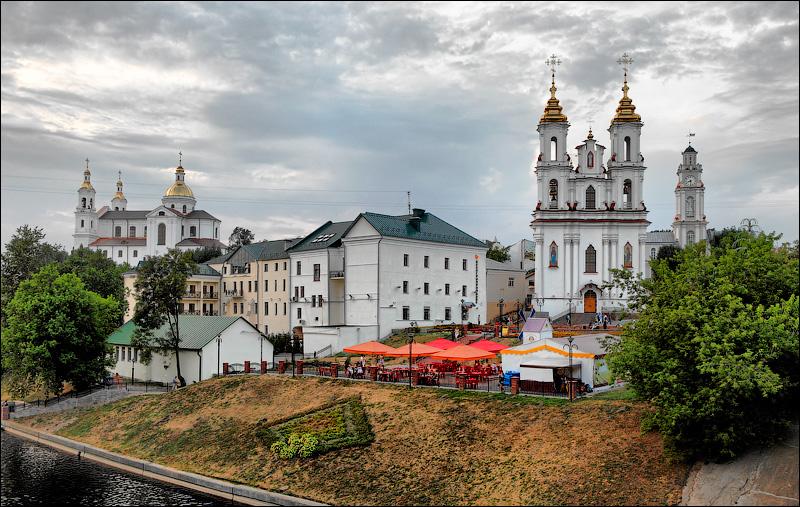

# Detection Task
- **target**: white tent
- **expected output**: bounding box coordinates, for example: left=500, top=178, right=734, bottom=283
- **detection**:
left=500, top=338, right=596, bottom=387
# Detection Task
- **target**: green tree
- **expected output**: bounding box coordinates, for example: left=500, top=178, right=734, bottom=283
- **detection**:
left=130, top=249, right=196, bottom=387
left=655, top=244, right=682, bottom=271
left=227, top=227, right=254, bottom=252
left=190, top=246, right=222, bottom=264
left=486, top=243, right=511, bottom=263
left=0, top=225, right=66, bottom=324
left=605, top=234, right=799, bottom=461
left=1, top=265, right=120, bottom=397
left=58, top=247, right=129, bottom=322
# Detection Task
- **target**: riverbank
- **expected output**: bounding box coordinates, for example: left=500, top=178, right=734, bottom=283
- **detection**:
left=16, top=375, right=687, bottom=505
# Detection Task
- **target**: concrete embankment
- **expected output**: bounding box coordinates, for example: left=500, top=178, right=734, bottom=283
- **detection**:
left=1, top=421, right=325, bottom=507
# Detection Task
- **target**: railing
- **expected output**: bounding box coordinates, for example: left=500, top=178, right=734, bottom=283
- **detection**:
left=304, top=344, right=332, bottom=359
left=224, top=290, right=242, bottom=297
left=184, top=292, right=200, bottom=299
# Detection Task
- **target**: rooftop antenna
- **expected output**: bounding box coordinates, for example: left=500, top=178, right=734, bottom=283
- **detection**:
left=407, top=191, right=412, bottom=215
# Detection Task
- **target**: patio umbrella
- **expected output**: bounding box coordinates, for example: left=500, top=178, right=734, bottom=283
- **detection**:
left=426, top=338, right=460, bottom=350
left=470, top=339, right=509, bottom=353
left=384, top=342, right=442, bottom=357
left=428, top=344, right=497, bottom=361
left=342, top=341, right=395, bottom=355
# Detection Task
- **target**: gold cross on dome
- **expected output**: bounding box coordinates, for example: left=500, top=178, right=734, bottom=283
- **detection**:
left=85, top=158, right=89, bottom=169
left=545, top=54, right=562, bottom=78
left=617, top=52, right=634, bottom=75
left=178, top=151, right=182, bottom=165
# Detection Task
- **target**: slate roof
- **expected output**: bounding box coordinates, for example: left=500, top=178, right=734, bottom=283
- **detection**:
left=683, top=145, right=696, bottom=153
left=522, top=317, right=550, bottom=333
left=486, top=258, right=523, bottom=272
left=107, top=315, right=247, bottom=349
left=89, top=237, right=147, bottom=246
left=288, top=221, right=354, bottom=253
left=646, top=230, right=677, bottom=244
left=184, top=210, right=219, bottom=221
left=352, top=211, right=487, bottom=248
left=98, top=210, right=150, bottom=220
left=176, top=238, right=227, bottom=249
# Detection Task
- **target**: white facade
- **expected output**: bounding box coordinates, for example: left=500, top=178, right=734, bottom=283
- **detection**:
left=672, top=145, right=708, bottom=248
left=500, top=338, right=596, bottom=388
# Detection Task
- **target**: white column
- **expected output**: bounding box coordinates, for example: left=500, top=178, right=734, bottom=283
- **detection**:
left=571, top=239, right=577, bottom=298
left=562, top=238, right=568, bottom=300
left=602, top=239, right=608, bottom=283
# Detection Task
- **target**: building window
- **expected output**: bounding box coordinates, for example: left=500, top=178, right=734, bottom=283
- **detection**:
left=296, top=261, right=301, bottom=275
left=80, top=219, right=84, bottom=228
left=445, top=307, right=451, bottom=321
left=444, top=257, right=450, bottom=270
left=624, top=242, right=633, bottom=268
left=312, top=295, right=317, bottom=307
left=143, top=225, right=145, bottom=236
left=114, top=226, right=122, bottom=237
left=264, top=264, right=268, bottom=272
left=624, top=136, right=631, bottom=161
left=318, top=294, right=322, bottom=305
left=297, top=307, right=302, bottom=320
left=157, top=223, right=166, bottom=245
left=445, top=283, right=450, bottom=295
left=687, top=231, right=696, bottom=245
left=462, top=259, right=467, bottom=270
left=181, top=225, right=185, bottom=237
left=182, top=205, right=187, bottom=213
left=81, top=197, right=87, bottom=208
left=424, top=256, right=429, bottom=268
left=190, top=226, right=196, bottom=237
left=223, top=266, right=227, bottom=274
left=133, top=250, right=138, bottom=258
left=265, top=302, right=269, bottom=315
left=549, top=179, right=558, bottom=208
left=283, top=302, right=286, bottom=315
left=423, top=282, right=429, bottom=295
left=313, top=264, right=320, bottom=281
left=623, top=179, right=632, bottom=209
left=264, top=280, right=268, bottom=292
left=587, top=151, right=594, bottom=168
left=462, top=285, right=467, bottom=297
left=129, top=226, right=136, bottom=237
left=403, top=254, right=409, bottom=267
left=248, top=281, right=252, bottom=292
left=550, top=136, right=558, bottom=161
left=215, top=227, right=218, bottom=238
left=686, top=196, right=695, bottom=218
left=282, top=280, right=286, bottom=291
left=650, top=247, right=657, bottom=259
left=158, top=211, right=165, bottom=216
left=549, top=242, right=558, bottom=267
left=118, top=250, right=122, bottom=258
left=402, top=306, right=410, bottom=320
left=283, top=262, right=287, bottom=270
left=585, top=245, right=597, bottom=273
left=508, top=277, right=515, bottom=287
left=586, top=186, right=595, bottom=210
left=423, top=307, right=430, bottom=320
left=403, top=281, right=408, bottom=294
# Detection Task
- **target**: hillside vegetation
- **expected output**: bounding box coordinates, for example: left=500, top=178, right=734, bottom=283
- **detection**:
left=21, top=375, right=686, bottom=505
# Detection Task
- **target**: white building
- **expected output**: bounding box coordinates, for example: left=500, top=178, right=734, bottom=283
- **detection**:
left=500, top=338, right=596, bottom=388
left=520, top=317, right=553, bottom=343
left=289, top=209, right=488, bottom=354
left=530, top=58, right=710, bottom=319
left=107, top=315, right=270, bottom=385
left=73, top=159, right=225, bottom=264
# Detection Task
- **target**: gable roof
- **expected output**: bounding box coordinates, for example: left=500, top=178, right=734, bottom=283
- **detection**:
left=349, top=211, right=486, bottom=248
left=176, top=238, right=227, bottom=249
left=646, top=230, right=677, bottom=244
left=522, top=317, right=550, bottom=333
left=486, top=258, right=523, bottom=272
left=184, top=209, right=219, bottom=221
left=107, top=315, right=249, bottom=349
left=288, top=221, right=354, bottom=253
left=98, top=210, right=150, bottom=220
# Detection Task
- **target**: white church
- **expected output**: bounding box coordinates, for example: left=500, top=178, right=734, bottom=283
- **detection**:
left=531, top=54, right=708, bottom=318
left=73, top=158, right=225, bottom=265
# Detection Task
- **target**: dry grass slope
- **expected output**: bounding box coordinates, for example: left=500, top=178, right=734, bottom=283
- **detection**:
left=21, top=375, right=686, bottom=506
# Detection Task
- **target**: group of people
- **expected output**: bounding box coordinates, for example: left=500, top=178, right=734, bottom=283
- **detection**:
left=589, top=312, right=611, bottom=330
left=344, top=354, right=385, bottom=379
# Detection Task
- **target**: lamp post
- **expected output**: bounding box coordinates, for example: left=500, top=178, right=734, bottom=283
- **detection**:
left=563, top=336, right=576, bottom=401
left=535, top=296, right=545, bottom=313
left=130, top=348, right=135, bottom=385
left=498, top=298, right=504, bottom=324
left=567, top=293, right=573, bottom=327
left=216, top=336, right=221, bottom=376
left=407, top=322, right=417, bottom=389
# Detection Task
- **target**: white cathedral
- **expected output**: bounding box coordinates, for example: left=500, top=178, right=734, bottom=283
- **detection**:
left=531, top=55, right=709, bottom=318
left=73, top=159, right=225, bottom=265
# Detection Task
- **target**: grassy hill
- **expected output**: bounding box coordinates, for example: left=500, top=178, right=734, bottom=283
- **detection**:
left=20, top=376, right=686, bottom=505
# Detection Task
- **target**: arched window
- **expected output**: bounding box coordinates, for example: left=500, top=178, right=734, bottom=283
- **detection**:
left=182, top=205, right=187, bottom=213
left=171, top=204, right=175, bottom=209
left=129, top=226, right=136, bottom=237
left=549, top=242, right=558, bottom=267
left=686, top=196, right=695, bottom=218
left=624, top=242, right=633, bottom=268
left=585, top=186, right=596, bottom=209
left=90, top=220, right=93, bottom=228
left=114, top=226, right=121, bottom=237
left=81, top=197, right=87, bottom=208
left=80, top=219, right=84, bottom=228
left=549, top=179, right=558, bottom=208
left=650, top=247, right=657, bottom=259
left=623, top=179, right=632, bottom=209
left=114, top=207, right=119, bottom=211
left=587, top=151, right=594, bottom=168
left=157, top=223, right=166, bottom=245
left=687, top=231, right=695, bottom=245
left=624, top=136, right=631, bottom=161
left=585, top=245, right=597, bottom=273
left=550, top=137, right=558, bottom=161
left=89, top=199, right=93, bottom=208
left=190, top=226, right=197, bottom=237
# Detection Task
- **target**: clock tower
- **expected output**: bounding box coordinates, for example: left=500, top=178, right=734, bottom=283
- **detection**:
left=672, top=143, right=707, bottom=247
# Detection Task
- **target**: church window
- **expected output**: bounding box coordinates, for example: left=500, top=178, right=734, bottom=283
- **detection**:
left=686, top=196, right=695, bottom=218
left=171, top=204, right=175, bottom=209
left=158, top=211, right=165, bottom=216
left=650, top=247, right=656, bottom=259
left=624, top=136, right=631, bottom=161
left=215, top=227, right=218, bottom=238
left=549, top=179, right=558, bottom=208
left=129, top=226, right=136, bottom=237
left=623, top=242, right=633, bottom=268
left=182, top=205, right=187, bottom=213
left=91, top=220, right=93, bottom=228
left=81, top=198, right=86, bottom=208
left=550, top=137, right=558, bottom=161
left=115, top=207, right=119, bottom=211
left=157, top=223, right=166, bottom=245
left=549, top=242, right=558, bottom=267
left=118, top=250, right=122, bottom=258
left=687, top=231, right=695, bottom=245
left=587, top=151, right=594, bottom=168
left=114, top=226, right=122, bottom=237
left=190, top=226, right=196, bottom=237
left=89, top=199, right=93, bottom=208
left=586, top=186, right=596, bottom=209
left=81, top=219, right=85, bottom=228
left=623, top=179, right=632, bottom=209
left=133, top=250, right=138, bottom=258
left=585, top=245, right=597, bottom=273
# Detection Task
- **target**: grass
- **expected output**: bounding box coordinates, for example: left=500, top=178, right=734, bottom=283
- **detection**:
left=589, top=385, right=639, bottom=401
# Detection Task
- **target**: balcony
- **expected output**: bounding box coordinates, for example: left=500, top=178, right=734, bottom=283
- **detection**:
left=329, top=270, right=345, bottom=279
left=184, top=292, right=200, bottom=299
left=224, top=289, right=243, bottom=298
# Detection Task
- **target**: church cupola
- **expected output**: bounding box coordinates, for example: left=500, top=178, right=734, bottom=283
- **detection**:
left=74, top=158, right=99, bottom=251
left=77, top=158, right=96, bottom=210
left=161, top=152, right=197, bottom=213
left=536, top=54, right=571, bottom=165
left=111, top=171, right=127, bottom=211
left=608, top=53, right=643, bottom=165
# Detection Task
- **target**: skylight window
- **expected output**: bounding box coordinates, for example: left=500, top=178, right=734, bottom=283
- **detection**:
left=311, top=233, right=335, bottom=243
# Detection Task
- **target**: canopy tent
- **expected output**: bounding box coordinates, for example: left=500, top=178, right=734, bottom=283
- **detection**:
left=342, top=341, right=394, bottom=355
left=429, top=344, right=497, bottom=362
left=426, top=338, right=460, bottom=350
left=470, top=339, right=508, bottom=353
left=520, top=358, right=581, bottom=368
left=385, top=342, right=442, bottom=357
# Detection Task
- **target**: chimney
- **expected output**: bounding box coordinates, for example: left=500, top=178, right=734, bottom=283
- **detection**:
left=412, top=208, right=425, bottom=217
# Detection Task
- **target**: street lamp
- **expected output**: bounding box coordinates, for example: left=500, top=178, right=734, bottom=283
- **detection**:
left=216, top=336, right=221, bottom=376
left=567, top=293, right=573, bottom=327
left=407, top=322, right=417, bottom=389
left=498, top=298, right=504, bottom=324
left=535, top=296, right=545, bottom=313
left=563, top=336, right=576, bottom=401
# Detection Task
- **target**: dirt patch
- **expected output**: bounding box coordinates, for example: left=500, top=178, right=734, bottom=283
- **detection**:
left=20, top=375, right=686, bottom=505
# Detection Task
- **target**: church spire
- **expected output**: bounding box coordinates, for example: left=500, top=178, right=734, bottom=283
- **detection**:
left=539, top=54, right=568, bottom=123
left=80, top=158, right=94, bottom=190
left=114, top=171, right=125, bottom=200
left=612, top=52, right=641, bottom=123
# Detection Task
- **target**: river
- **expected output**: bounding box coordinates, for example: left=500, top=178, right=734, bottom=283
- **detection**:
left=1, top=430, right=237, bottom=506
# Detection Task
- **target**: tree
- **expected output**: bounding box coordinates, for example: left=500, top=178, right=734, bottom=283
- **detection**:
left=227, top=227, right=254, bottom=252
left=58, top=247, right=129, bottom=322
left=129, top=249, right=196, bottom=387
left=190, top=246, right=222, bottom=264
left=655, top=244, right=682, bottom=271
left=486, top=243, right=511, bottom=263
left=605, top=233, right=799, bottom=461
left=1, top=265, right=120, bottom=397
left=0, top=225, right=66, bottom=324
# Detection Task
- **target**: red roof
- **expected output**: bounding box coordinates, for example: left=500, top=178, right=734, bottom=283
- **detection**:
left=429, top=344, right=497, bottom=361
left=89, top=237, right=146, bottom=246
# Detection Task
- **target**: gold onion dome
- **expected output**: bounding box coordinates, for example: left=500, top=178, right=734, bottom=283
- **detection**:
left=80, top=165, right=94, bottom=190
left=164, top=165, right=194, bottom=198
left=612, top=74, right=641, bottom=123
left=539, top=76, right=568, bottom=123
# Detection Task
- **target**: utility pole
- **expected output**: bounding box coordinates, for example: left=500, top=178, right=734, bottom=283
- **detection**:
left=407, top=191, right=412, bottom=215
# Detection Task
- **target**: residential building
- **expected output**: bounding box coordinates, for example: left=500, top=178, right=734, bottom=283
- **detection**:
left=486, top=258, right=527, bottom=321
left=123, top=263, right=222, bottom=322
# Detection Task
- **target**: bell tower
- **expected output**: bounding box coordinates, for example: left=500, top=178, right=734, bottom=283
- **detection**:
left=672, top=134, right=707, bottom=247
left=111, top=171, right=127, bottom=211
left=73, top=158, right=99, bottom=250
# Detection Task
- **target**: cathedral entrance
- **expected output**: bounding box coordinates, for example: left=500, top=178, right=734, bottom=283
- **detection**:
left=584, top=290, right=597, bottom=313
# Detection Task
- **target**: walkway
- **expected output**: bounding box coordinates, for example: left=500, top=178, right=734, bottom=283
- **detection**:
left=9, top=384, right=168, bottom=419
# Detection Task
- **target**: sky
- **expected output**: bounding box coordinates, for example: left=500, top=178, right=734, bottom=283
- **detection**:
left=2, top=1, right=798, bottom=251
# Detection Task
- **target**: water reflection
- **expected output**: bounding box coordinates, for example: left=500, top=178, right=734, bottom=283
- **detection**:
left=1, top=431, right=237, bottom=506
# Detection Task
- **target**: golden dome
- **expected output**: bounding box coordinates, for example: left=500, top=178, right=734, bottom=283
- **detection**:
left=539, top=76, right=568, bottom=123
left=164, top=180, right=194, bottom=197
left=612, top=75, right=641, bottom=123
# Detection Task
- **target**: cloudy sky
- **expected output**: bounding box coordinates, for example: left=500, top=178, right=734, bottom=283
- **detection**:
left=2, top=1, right=798, bottom=250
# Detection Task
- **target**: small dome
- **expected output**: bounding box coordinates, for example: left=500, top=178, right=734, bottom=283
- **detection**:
left=80, top=180, right=94, bottom=190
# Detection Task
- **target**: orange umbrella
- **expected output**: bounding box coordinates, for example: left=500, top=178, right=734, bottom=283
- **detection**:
left=427, top=338, right=460, bottom=350
left=429, top=344, right=497, bottom=361
left=342, top=341, right=395, bottom=355
left=470, top=339, right=509, bottom=353
left=385, top=342, right=442, bottom=357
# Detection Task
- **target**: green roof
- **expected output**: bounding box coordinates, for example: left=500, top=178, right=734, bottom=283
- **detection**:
left=287, top=221, right=354, bottom=253
left=108, top=315, right=247, bottom=349
left=353, top=211, right=487, bottom=248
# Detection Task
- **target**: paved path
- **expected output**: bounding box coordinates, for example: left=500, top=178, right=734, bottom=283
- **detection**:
left=9, top=386, right=166, bottom=419
left=681, top=424, right=799, bottom=506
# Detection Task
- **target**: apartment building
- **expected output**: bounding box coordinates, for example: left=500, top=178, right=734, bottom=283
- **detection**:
left=123, top=263, right=222, bottom=322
